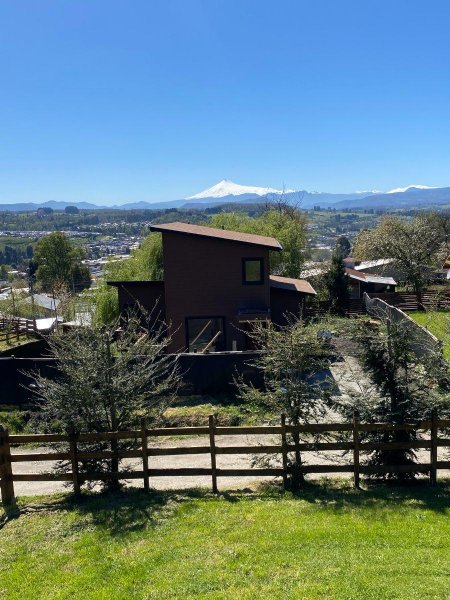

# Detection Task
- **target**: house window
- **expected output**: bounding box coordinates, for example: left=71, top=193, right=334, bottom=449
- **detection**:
left=186, top=317, right=225, bottom=353
left=242, top=258, right=264, bottom=285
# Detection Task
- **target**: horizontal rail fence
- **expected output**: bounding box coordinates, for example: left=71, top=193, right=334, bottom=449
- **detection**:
left=367, top=291, right=450, bottom=312
left=363, top=293, right=441, bottom=358
left=0, top=317, right=36, bottom=344
left=1, top=416, right=450, bottom=505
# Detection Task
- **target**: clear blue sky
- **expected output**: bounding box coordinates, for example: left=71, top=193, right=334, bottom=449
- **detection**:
left=1, top=0, right=450, bottom=204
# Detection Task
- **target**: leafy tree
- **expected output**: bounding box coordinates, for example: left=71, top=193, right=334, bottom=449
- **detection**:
left=335, top=235, right=351, bottom=258
left=34, top=232, right=91, bottom=293
left=236, top=318, right=332, bottom=487
left=64, top=205, right=79, bottom=214
left=94, top=232, right=163, bottom=324
left=208, top=207, right=309, bottom=278
left=30, top=312, right=181, bottom=490
left=353, top=215, right=447, bottom=297
left=338, top=315, right=450, bottom=480
left=322, top=251, right=350, bottom=314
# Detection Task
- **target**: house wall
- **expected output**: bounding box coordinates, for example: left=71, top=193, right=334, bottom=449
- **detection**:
left=270, top=287, right=305, bottom=326
left=161, top=232, right=271, bottom=352
left=116, top=282, right=165, bottom=323
left=349, top=280, right=361, bottom=299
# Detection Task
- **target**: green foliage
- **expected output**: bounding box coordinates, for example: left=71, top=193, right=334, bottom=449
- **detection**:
left=30, top=313, right=180, bottom=489
left=93, top=232, right=163, bottom=325
left=0, top=237, right=35, bottom=268
left=339, top=317, right=450, bottom=479
left=93, top=280, right=120, bottom=325
left=353, top=214, right=448, bottom=295
left=208, top=207, right=309, bottom=278
left=2, top=484, right=450, bottom=599
left=64, top=205, right=79, bottom=214
left=335, top=235, right=352, bottom=258
left=34, top=232, right=90, bottom=293
left=409, top=310, right=450, bottom=359
left=236, top=318, right=332, bottom=486
left=322, top=251, right=350, bottom=314
left=0, top=409, right=29, bottom=434
left=237, top=319, right=331, bottom=422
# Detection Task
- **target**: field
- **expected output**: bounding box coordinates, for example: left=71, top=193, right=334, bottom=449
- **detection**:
left=409, top=310, right=450, bottom=358
left=1, top=481, right=450, bottom=599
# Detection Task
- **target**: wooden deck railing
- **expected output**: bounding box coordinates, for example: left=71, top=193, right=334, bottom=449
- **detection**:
left=1, top=416, right=450, bottom=505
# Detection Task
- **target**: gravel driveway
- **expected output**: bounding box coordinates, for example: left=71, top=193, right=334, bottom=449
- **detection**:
left=10, top=433, right=354, bottom=497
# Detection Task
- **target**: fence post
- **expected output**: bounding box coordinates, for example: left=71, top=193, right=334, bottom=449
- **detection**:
left=280, top=414, right=288, bottom=490
left=430, top=412, right=438, bottom=486
left=353, top=411, right=360, bottom=489
left=0, top=426, right=15, bottom=507
left=68, top=425, right=80, bottom=496
left=141, top=418, right=149, bottom=492
left=209, top=415, right=218, bottom=494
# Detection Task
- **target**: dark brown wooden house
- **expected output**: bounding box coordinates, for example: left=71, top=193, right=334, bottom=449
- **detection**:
left=108, top=222, right=316, bottom=353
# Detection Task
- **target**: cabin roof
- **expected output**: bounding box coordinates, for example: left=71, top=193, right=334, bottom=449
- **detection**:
left=149, top=222, right=283, bottom=250
left=269, top=275, right=317, bottom=295
left=345, top=267, right=396, bottom=286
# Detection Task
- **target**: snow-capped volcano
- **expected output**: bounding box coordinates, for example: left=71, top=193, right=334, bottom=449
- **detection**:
left=386, top=184, right=438, bottom=194
left=186, top=179, right=294, bottom=200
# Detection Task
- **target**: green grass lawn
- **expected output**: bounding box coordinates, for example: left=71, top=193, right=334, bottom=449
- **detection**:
left=0, top=336, right=38, bottom=354
left=409, top=310, right=450, bottom=358
left=1, top=481, right=450, bottom=599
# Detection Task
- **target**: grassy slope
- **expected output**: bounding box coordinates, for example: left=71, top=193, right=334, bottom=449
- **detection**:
left=1, top=482, right=450, bottom=599
left=0, top=337, right=38, bottom=353
left=409, top=310, right=450, bottom=359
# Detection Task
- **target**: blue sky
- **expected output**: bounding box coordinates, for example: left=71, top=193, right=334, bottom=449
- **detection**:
left=1, top=0, right=450, bottom=204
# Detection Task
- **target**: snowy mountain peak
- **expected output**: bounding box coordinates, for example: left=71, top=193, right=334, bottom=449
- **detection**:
left=186, top=179, right=295, bottom=200
left=386, top=184, right=438, bottom=194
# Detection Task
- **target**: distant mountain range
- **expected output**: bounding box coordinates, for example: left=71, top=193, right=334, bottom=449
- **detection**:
left=1, top=180, right=450, bottom=212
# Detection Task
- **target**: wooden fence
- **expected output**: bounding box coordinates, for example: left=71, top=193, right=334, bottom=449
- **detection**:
left=0, top=318, right=36, bottom=345
left=1, top=415, right=450, bottom=505
left=363, top=293, right=441, bottom=358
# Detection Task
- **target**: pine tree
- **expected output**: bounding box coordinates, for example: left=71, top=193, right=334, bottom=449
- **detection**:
left=323, top=251, right=350, bottom=315
left=340, top=315, right=450, bottom=480
left=29, top=312, right=180, bottom=490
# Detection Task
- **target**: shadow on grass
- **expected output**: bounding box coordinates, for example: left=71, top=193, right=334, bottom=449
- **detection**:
left=2, top=478, right=449, bottom=536
left=285, top=478, right=450, bottom=514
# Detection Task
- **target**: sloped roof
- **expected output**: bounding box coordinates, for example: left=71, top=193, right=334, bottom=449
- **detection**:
left=269, top=275, right=317, bottom=295
left=24, top=293, right=60, bottom=310
left=354, top=258, right=394, bottom=271
left=345, top=267, right=396, bottom=286
left=149, top=222, right=283, bottom=250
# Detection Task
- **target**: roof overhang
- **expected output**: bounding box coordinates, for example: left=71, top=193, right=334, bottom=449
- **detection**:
left=345, top=268, right=396, bottom=286
left=107, top=280, right=164, bottom=287
left=149, top=222, right=283, bottom=251
left=269, top=275, right=317, bottom=295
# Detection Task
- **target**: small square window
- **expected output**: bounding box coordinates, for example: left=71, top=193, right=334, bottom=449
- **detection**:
left=243, top=258, right=264, bottom=285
